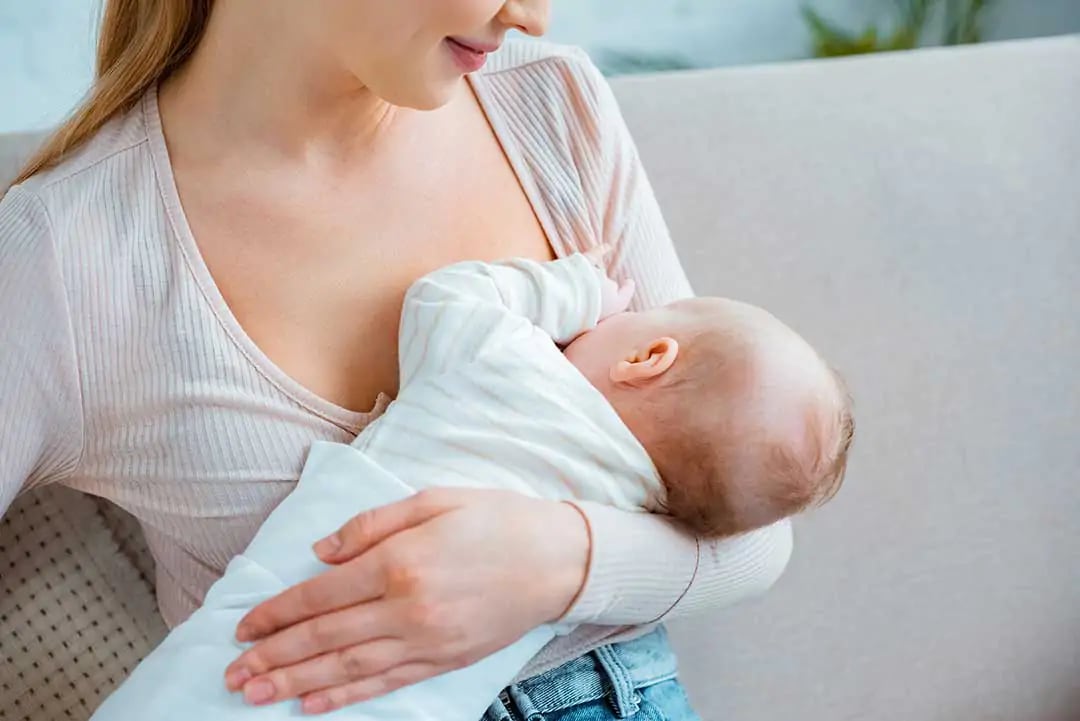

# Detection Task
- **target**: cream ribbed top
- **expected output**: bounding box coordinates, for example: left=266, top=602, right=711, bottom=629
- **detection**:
left=0, top=41, right=792, bottom=677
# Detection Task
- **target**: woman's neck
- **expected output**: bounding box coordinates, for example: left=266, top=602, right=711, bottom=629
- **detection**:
left=159, top=0, right=399, bottom=167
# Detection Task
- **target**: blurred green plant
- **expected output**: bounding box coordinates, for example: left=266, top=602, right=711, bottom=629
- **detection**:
left=944, top=0, right=992, bottom=44
left=803, top=0, right=996, bottom=57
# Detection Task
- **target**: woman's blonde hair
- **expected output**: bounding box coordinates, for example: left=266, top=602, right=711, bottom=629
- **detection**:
left=12, top=0, right=212, bottom=186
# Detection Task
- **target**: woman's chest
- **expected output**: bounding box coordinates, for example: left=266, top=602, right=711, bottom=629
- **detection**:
left=179, top=138, right=556, bottom=413
left=70, top=309, right=355, bottom=571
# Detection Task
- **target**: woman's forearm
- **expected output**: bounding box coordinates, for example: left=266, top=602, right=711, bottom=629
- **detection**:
left=560, top=501, right=793, bottom=626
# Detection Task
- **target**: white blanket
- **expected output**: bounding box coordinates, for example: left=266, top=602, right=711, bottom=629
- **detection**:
left=90, top=442, right=556, bottom=721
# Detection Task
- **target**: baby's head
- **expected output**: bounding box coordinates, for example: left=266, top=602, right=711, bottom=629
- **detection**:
left=564, top=297, right=853, bottom=537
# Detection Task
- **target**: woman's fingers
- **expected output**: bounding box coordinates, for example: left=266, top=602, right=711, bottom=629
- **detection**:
left=226, top=601, right=395, bottom=689
left=299, top=662, right=445, bottom=715
left=225, top=489, right=589, bottom=710
left=236, top=637, right=412, bottom=708
left=236, top=556, right=383, bottom=642
left=313, top=488, right=454, bottom=564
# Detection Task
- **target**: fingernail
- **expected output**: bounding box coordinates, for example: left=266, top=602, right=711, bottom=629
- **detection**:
left=303, top=695, right=332, bottom=715
left=225, top=666, right=252, bottom=691
left=313, top=533, right=341, bottom=558
left=235, top=623, right=255, bottom=642
left=244, top=679, right=276, bottom=705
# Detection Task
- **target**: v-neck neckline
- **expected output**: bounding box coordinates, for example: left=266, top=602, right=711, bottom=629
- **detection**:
left=142, top=73, right=569, bottom=434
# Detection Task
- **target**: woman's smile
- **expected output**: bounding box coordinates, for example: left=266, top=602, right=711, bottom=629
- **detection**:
left=445, top=36, right=500, bottom=72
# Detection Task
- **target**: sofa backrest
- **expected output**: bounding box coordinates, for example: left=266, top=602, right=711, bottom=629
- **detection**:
left=0, top=132, right=44, bottom=189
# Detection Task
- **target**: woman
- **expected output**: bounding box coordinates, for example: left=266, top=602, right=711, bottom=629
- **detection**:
left=0, top=0, right=793, bottom=718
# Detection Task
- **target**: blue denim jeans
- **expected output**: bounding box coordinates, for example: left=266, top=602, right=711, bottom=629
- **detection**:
left=483, top=627, right=701, bottom=720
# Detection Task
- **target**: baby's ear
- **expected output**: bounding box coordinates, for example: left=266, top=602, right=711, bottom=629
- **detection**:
left=610, top=337, right=679, bottom=384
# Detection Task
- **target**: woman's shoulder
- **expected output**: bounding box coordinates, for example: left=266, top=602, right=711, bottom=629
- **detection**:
left=10, top=96, right=153, bottom=217
left=4, top=97, right=157, bottom=258
left=473, top=42, right=637, bottom=253
left=476, top=41, right=618, bottom=131
left=481, top=40, right=594, bottom=75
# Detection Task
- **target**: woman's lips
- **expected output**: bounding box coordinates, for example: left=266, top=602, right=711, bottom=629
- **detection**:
left=446, top=37, right=496, bottom=73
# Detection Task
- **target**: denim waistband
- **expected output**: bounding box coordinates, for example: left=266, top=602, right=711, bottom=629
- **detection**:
left=483, top=626, right=678, bottom=720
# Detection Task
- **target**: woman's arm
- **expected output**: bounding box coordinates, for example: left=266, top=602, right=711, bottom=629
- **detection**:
left=565, top=502, right=793, bottom=625
left=562, top=53, right=794, bottom=625
left=0, top=186, right=84, bottom=514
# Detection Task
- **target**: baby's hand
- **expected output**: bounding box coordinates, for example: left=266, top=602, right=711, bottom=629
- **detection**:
left=584, top=244, right=635, bottom=320
left=599, top=274, right=635, bottom=320
left=583, top=242, right=613, bottom=266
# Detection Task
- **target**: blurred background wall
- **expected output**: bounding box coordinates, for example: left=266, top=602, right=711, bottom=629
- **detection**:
left=2, top=0, right=1079, bottom=132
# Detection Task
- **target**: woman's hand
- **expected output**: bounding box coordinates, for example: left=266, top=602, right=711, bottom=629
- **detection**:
left=223, top=487, right=590, bottom=715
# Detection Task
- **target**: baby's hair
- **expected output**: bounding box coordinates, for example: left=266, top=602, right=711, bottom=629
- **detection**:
left=813, top=367, right=855, bottom=507
left=646, top=326, right=854, bottom=538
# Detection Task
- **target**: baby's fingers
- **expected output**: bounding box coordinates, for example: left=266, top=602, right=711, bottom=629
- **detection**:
left=583, top=243, right=614, bottom=265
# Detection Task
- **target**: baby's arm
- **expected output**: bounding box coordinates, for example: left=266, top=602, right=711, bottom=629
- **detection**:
left=399, top=254, right=608, bottom=386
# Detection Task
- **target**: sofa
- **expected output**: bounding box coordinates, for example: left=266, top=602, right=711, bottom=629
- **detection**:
left=2, top=35, right=1078, bottom=721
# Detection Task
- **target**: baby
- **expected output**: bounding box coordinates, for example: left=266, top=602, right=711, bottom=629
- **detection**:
left=344, top=249, right=852, bottom=540
left=90, top=251, right=853, bottom=721
left=561, top=260, right=852, bottom=537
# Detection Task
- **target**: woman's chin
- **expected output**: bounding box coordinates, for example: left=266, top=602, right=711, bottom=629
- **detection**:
left=383, top=76, right=465, bottom=112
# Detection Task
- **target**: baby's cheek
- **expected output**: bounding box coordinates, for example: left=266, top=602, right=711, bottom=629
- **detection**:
left=563, top=331, right=606, bottom=373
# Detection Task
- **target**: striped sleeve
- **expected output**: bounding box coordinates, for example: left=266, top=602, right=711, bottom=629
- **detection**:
left=398, top=255, right=603, bottom=387
left=571, top=55, right=695, bottom=309
left=0, top=186, right=84, bottom=515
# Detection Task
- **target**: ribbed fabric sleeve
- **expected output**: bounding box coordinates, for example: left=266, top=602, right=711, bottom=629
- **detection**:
left=562, top=501, right=793, bottom=625
left=0, top=187, right=84, bottom=512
